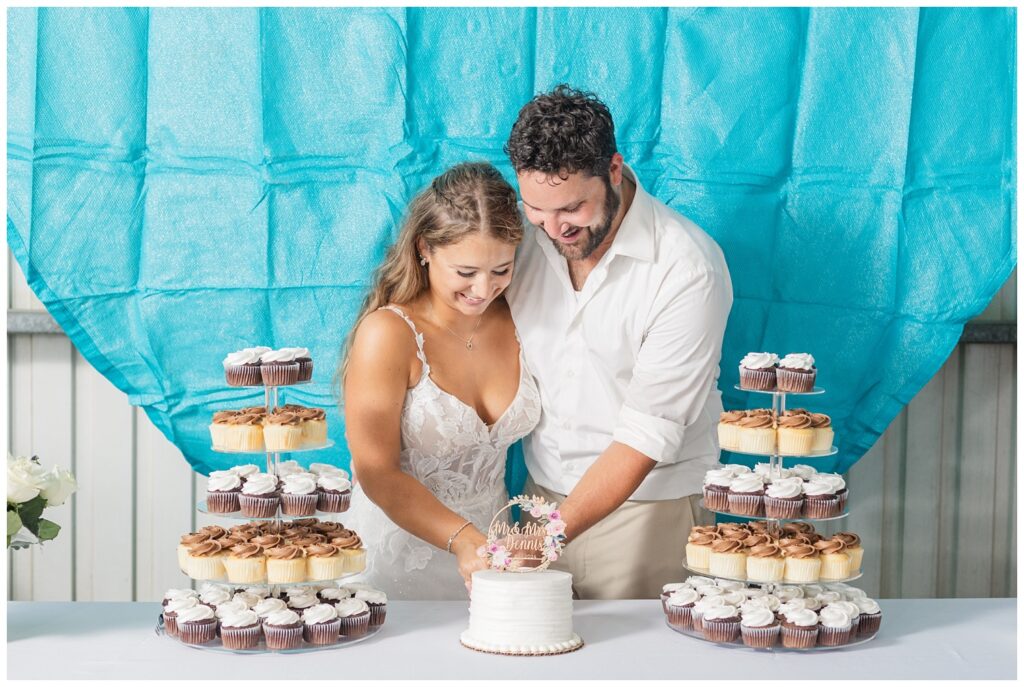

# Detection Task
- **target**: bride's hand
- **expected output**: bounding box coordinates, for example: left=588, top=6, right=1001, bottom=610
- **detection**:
left=451, top=527, right=488, bottom=593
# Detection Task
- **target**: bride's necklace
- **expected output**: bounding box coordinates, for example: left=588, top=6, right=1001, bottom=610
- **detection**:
left=429, top=301, right=483, bottom=351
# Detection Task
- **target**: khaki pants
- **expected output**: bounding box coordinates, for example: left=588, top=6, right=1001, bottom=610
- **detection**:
left=525, top=476, right=711, bottom=600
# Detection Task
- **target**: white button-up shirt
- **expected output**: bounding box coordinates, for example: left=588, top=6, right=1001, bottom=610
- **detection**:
left=506, top=165, right=733, bottom=500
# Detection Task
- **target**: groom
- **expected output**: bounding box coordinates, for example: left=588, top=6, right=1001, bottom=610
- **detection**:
left=503, top=85, right=733, bottom=599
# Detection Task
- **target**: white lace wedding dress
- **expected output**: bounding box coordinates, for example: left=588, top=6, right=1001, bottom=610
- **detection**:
left=342, top=305, right=541, bottom=599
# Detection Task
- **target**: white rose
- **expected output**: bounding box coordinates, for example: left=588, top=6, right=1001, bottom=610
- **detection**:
left=7, top=455, right=46, bottom=504
left=39, top=465, right=77, bottom=506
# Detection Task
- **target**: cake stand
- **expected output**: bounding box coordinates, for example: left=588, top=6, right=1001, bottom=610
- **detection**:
left=161, top=376, right=379, bottom=654
left=669, top=383, right=878, bottom=650
left=664, top=618, right=876, bottom=652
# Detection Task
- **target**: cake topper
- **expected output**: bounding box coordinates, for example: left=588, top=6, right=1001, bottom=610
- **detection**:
left=477, top=495, right=567, bottom=572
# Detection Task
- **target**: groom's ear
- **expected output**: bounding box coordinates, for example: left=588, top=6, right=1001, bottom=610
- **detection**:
left=608, top=153, right=625, bottom=186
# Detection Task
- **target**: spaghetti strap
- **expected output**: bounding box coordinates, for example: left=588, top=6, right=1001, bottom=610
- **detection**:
left=377, top=305, right=430, bottom=377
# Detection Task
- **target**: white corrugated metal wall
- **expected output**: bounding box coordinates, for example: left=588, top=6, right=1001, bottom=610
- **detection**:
left=7, top=253, right=1017, bottom=600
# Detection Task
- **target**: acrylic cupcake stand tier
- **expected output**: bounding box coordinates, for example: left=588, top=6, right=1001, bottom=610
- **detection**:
left=155, top=615, right=383, bottom=655
left=679, top=562, right=863, bottom=586
left=664, top=618, right=876, bottom=652
left=195, top=500, right=347, bottom=520
left=164, top=377, right=378, bottom=654
left=698, top=501, right=849, bottom=523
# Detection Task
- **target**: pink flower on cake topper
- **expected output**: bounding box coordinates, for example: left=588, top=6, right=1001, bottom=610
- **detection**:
left=548, top=510, right=561, bottom=521
left=490, top=546, right=511, bottom=569
left=545, top=520, right=567, bottom=536
left=547, top=550, right=559, bottom=562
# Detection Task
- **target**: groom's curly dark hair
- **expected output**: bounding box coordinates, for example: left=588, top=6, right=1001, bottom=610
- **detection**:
left=505, top=84, right=617, bottom=180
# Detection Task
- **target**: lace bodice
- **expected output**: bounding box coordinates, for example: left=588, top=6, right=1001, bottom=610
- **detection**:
left=343, top=305, right=541, bottom=599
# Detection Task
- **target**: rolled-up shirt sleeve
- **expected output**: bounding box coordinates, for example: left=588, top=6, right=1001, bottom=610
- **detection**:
left=611, top=266, right=733, bottom=463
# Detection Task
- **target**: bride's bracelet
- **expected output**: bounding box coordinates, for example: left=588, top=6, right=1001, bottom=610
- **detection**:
left=446, top=520, right=473, bottom=553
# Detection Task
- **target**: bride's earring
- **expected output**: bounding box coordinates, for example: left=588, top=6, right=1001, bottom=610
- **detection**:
left=419, top=255, right=428, bottom=267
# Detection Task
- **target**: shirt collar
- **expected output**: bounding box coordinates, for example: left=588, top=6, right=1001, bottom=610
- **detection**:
left=606, top=164, right=656, bottom=263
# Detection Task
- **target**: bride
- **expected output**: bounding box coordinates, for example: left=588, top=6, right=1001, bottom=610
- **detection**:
left=339, top=161, right=541, bottom=599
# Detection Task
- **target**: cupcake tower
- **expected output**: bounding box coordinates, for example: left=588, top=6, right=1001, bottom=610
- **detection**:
left=688, top=354, right=860, bottom=582
left=157, top=348, right=377, bottom=654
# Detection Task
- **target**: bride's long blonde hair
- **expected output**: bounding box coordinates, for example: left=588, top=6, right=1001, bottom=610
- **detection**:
left=337, top=161, right=524, bottom=388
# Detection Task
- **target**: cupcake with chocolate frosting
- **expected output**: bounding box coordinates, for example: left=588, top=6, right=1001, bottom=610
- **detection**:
left=737, top=412, right=777, bottom=455
left=717, top=410, right=746, bottom=451
left=746, top=543, right=786, bottom=583
left=266, top=545, right=308, bottom=584
left=224, top=543, right=267, bottom=584
left=685, top=528, right=718, bottom=571
left=777, top=411, right=815, bottom=455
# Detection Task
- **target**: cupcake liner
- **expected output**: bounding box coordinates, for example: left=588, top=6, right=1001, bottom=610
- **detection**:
left=179, top=619, right=218, bottom=645
left=739, top=366, right=777, bottom=391
left=666, top=605, right=693, bottom=630
left=308, top=556, right=347, bottom=581
left=746, top=556, right=785, bottom=583
left=187, top=556, right=226, bottom=581
left=837, top=489, right=849, bottom=511
left=206, top=490, right=241, bottom=514
left=702, top=486, right=730, bottom=512
left=280, top=493, right=318, bottom=516
left=367, top=603, right=387, bottom=627
left=702, top=617, right=740, bottom=643
left=223, top=556, right=267, bottom=584
left=261, top=362, right=299, bottom=386
left=239, top=493, right=280, bottom=519
left=819, top=554, right=852, bottom=580
left=709, top=552, right=747, bottom=579
left=221, top=624, right=263, bottom=650
left=778, top=430, right=815, bottom=456
left=176, top=545, right=191, bottom=573
left=225, top=425, right=265, bottom=452
left=764, top=496, right=804, bottom=519
left=297, top=359, right=313, bottom=382
left=847, top=547, right=865, bottom=573
left=338, top=611, right=371, bottom=638
left=685, top=543, right=712, bottom=571
left=783, top=557, right=821, bottom=583
left=739, top=429, right=777, bottom=455
left=717, top=423, right=742, bottom=451
left=162, top=613, right=180, bottom=638
left=226, top=364, right=263, bottom=387
left=343, top=549, right=367, bottom=574
left=301, top=420, right=328, bottom=447
left=858, top=613, right=882, bottom=636
left=304, top=619, right=342, bottom=645
left=803, top=496, right=841, bottom=519
left=818, top=624, right=853, bottom=646
left=781, top=625, right=818, bottom=649
left=267, top=559, right=308, bottom=584
left=317, top=490, right=351, bottom=513
left=727, top=492, right=765, bottom=516
left=741, top=623, right=780, bottom=648
left=265, top=425, right=303, bottom=452
left=812, top=427, right=834, bottom=452
left=264, top=623, right=304, bottom=650
left=777, top=367, right=816, bottom=393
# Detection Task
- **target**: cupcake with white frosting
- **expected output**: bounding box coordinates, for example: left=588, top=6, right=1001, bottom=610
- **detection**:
left=220, top=608, right=262, bottom=649
left=355, top=588, right=387, bottom=627
left=855, top=597, right=882, bottom=636
left=176, top=604, right=218, bottom=645
left=263, top=608, right=304, bottom=650
left=740, top=604, right=780, bottom=648
left=739, top=352, right=779, bottom=391
left=206, top=470, right=243, bottom=513
left=280, top=473, right=318, bottom=516
left=665, top=588, right=700, bottom=630
left=776, top=353, right=816, bottom=392
left=317, top=473, right=352, bottom=513
left=162, top=596, right=198, bottom=638
left=702, top=469, right=733, bottom=512
left=701, top=604, right=741, bottom=643
left=253, top=597, right=288, bottom=624
left=727, top=473, right=765, bottom=516
left=802, top=479, right=841, bottom=519
left=303, top=604, right=341, bottom=645
left=260, top=348, right=299, bottom=386
left=764, top=477, right=804, bottom=519
left=817, top=603, right=854, bottom=646
left=335, top=598, right=371, bottom=637
left=238, top=473, right=280, bottom=519
left=780, top=607, right=818, bottom=649
left=223, top=347, right=267, bottom=386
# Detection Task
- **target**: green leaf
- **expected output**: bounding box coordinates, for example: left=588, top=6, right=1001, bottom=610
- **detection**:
left=16, top=495, right=46, bottom=532
left=7, top=511, right=23, bottom=549
left=35, top=519, right=60, bottom=542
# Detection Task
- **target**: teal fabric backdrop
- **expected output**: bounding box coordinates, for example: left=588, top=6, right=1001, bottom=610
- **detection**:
left=7, top=7, right=1016, bottom=478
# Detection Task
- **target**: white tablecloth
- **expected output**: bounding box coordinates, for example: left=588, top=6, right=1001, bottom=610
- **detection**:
left=6, top=599, right=1016, bottom=679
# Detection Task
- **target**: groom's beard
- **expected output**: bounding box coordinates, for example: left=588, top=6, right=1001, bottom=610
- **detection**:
left=549, top=177, right=622, bottom=261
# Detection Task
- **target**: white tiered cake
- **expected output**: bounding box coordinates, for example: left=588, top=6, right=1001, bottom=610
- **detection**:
left=460, top=569, right=583, bottom=655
